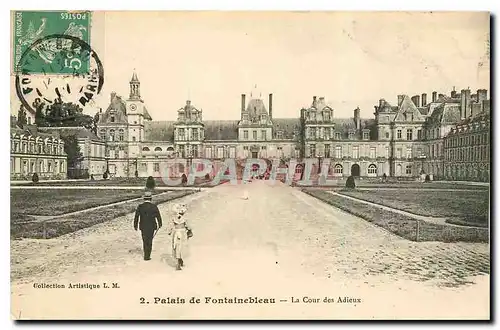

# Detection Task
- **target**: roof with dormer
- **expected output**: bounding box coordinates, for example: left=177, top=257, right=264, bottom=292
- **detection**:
left=394, top=95, right=425, bottom=122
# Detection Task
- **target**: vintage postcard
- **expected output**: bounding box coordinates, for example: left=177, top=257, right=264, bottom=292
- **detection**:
left=10, top=11, right=491, bottom=320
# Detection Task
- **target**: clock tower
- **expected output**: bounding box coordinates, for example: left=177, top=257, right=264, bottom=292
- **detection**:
left=126, top=70, right=147, bottom=159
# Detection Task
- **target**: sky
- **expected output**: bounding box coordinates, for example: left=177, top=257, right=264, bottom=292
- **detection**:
left=11, top=11, right=490, bottom=121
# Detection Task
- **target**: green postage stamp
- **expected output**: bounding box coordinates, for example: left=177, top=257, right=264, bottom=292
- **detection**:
left=13, top=11, right=92, bottom=74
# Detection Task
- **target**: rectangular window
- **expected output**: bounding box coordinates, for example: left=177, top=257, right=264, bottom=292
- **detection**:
left=253, top=131, right=257, bottom=140
left=243, top=130, right=248, bottom=139
left=335, top=146, right=342, bottom=159
left=385, top=146, right=389, bottom=158
left=324, top=112, right=330, bottom=121
left=369, top=147, right=376, bottom=159
left=309, top=127, right=316, bottom=139
left=363, top=132, right=370, bottom=140
left=192, top=129, right=199, bottom=140
left=324, top=144, right=330, bottom=158
left=276, top=131, right=283, bottom=139
left=309, top=144, right=316, bottom=157
left=407, top=129, right=413, bottom=140
left=396, top=148, right=402, bottom=159
left=397, top=129, right=402, bottom=139
left=261, top=130, right=267, bottom=140
left=229, top=147, right=236, bottom=158
left=178, top=145, right=185, bottom=158
left=217, top=147, right=224, bottom=159
left=178, top=128, right=185, bottom=140
left=205, top=147, right=212, bottom=158
left=153, top=163, right=160, bottom=172
left=406, top=147, right=412, bottom=159
left=406, top=165, right=412, bottom=175
left=352, top=146, right=359, bottom=158
left=385, top=132, right=390, bottom=139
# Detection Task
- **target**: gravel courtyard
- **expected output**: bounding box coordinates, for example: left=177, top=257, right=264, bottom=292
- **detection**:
left=11, top=180, right=490, bottom=320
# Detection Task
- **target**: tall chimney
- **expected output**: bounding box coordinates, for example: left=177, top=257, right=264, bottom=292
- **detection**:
left=312, top=96, right=317, bottom=108
left=460, top=89, right=471, bottom=119
left=397, top=95, right=404, bottom=106
left=432, top=91, right=437, bottom=102
left=241, top=94, right=246, bottom=112
left=451, top=87, right=457, bottom=98
left=421, top=93, right=427, bottom=106
left=268, top=93, right=273, bottom=119
left=477, top=89, right=488, bottom=103
left=111, top=91, right=116, bottom=102
left=414, top=95, right=420, bottom=107
left=354, top=107, right=361, bottom=129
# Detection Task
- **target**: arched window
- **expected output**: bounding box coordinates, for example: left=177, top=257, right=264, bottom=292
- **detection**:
left=368, top=164, right=377, bottom=175
left=142, top=147, right=150, bottom=151
left=118, top=129, right=124, bottom=141
left=334, top=164, right=343, bottom=174
left=154, top=147, right=162, bottom=152
left=109, top=129, right=115, bottom=141
left=167, top=146, right=174, bottom=152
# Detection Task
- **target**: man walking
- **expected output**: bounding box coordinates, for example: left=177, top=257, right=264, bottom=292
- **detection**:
left=134, top=191, right=162, bottom=261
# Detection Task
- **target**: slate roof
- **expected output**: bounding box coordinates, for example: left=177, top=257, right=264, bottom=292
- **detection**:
left=144, top=121, right=175, bottom=141
left=426, top=103, right=461, bottom=126
left=204, top=120, right=239, bottom=140
left=49, top=127, right=102, bottom=141
left=272, top=118, right=300, bottom=139
left=101, top=95, right=128, bottom=124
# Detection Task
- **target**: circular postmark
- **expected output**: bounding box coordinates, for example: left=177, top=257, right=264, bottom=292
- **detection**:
left=15, top=34, right=104, bottom=116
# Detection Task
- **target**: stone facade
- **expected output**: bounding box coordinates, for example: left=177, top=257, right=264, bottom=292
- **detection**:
left=95, top=71, right=490, bottom=181
left=10, top=122, right=67, bottom=180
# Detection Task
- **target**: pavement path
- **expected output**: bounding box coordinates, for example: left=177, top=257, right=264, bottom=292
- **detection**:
left=10, top=180, right=490, bottom=320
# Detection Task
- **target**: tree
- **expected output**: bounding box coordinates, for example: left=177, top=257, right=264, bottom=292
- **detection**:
left=61, top=134, right=82, bottom=169
left=345, top=175, right=356, bottom=189
left=146, top=176, right=156, bottom=190
left=17, top=105, right=27, bottom=128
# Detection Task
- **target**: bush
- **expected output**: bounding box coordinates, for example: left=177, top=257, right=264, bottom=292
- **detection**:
left=134, top=170, right=139, bottom=178
left=146, top=176, right=156, bottom=190
left=31, top=172, right=39, bottom=183
left=345, top=175, right=356, bottom=189
left=103, top=171, right=108, bottom=180
left=181, top=173, right=188, bottom=185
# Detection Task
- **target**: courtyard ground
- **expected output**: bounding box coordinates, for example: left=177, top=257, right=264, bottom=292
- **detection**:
left=10, top=180, right=490, bottom=320
left=337, top=189, right=489, bottom=227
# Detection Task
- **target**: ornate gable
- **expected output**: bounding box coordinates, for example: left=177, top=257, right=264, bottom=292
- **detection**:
left=394, top=95, right=425, bottom=122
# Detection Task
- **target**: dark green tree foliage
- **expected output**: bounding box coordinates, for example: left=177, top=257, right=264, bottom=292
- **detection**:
left=61, top=134, right=82, bottom=169
left=345, top=175, right=356, bottom=189
left=17, top=105, right=27, bottom=128
left=33, top=97, right=97, bottom=134
left=146, top=176, right=156, bottom=190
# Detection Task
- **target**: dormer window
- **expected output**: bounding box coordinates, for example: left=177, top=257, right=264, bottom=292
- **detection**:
left=243, top=114, right=248, bottom=121
left=310, top=112, right=316, bottom=121
left=110, top=116, right=115, bottom=123
left=348, top=131, right=354, bottom=140
left=334, top=132, right=341, bottom=140
left=324, top=111, right=331, bottom=121
left=363, top=131, right=370, bottom=140
left=261, top=114, right=266, bottom=121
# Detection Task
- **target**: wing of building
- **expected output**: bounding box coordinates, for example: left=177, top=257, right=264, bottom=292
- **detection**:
left=11, top=70, right=490, bottom=182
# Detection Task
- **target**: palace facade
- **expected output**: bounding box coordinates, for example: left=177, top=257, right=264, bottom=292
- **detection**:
left=10, top=117, right=67, bottom=180
left=94, top=72, right=490, bottom=181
